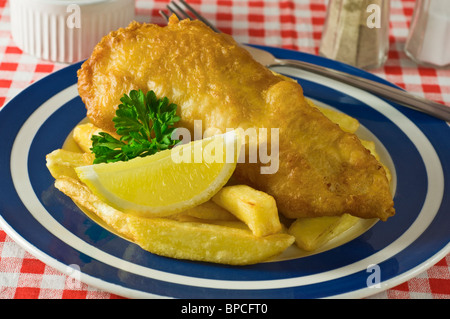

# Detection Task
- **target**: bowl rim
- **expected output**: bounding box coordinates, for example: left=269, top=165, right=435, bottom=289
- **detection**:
left=12, top=0, right=133, bottom=6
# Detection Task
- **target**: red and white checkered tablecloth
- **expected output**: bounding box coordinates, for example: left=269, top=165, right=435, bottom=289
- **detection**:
left=0, top=0, right=449, bottom=299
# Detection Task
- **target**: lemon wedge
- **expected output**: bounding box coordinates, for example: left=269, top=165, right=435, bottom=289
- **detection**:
left=75, top=130, right=241, bottom=217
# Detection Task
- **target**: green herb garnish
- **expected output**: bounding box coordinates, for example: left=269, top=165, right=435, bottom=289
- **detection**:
left=90, top=89, right=181, bottom=164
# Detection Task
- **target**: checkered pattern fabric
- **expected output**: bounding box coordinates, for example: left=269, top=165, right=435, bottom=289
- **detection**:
left=0, top=0, right=449, bottom=299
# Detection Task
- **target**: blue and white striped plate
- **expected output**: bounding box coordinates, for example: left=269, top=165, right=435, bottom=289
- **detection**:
left=0, top=46, right=449, bottom=299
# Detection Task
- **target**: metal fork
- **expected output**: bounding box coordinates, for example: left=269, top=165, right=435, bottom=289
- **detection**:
left=160, top=0, right=450, bottom=121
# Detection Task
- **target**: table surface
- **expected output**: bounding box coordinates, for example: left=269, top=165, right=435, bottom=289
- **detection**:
left=0, top=0, right=449, bottom=299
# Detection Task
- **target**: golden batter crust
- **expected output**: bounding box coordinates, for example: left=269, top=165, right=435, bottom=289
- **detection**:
left=77, top=17, right=395, bottom=221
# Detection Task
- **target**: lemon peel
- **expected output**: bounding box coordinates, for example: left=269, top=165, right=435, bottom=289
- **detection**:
left=75, top=131, right=241, bottom=217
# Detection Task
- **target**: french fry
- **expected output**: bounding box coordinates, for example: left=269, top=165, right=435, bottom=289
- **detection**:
left=316, top=106, right=360, bottom=134
left=47, top=148, right=133, bottom=239
left=212, top=185, right=282, bottom=237
left=55, top=173, right=294, bottom=265
left=55, top=176, right=293, bottom=265
left=50, top=157, right=293, bottom=264
left=288, top=214, right=359, bottom=251
left=127, top=215, right=294, bottom=265
left=360, top=139, right=378, bottom=159
left=72, top=122, right=104, bottom=153
left=178, top=200, right=238, bottom=221
left=54, top=176, right=134, bottom=240
left=46, top=149, right=93, bottom=180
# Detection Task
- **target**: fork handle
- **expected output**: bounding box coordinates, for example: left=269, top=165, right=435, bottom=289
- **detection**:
left=274, top=59, right=450, bottom=122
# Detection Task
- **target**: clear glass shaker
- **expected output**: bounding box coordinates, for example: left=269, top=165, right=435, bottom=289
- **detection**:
left=319, top=0, right=390, bottom=69
left=404, top=0, right=450, bottom=68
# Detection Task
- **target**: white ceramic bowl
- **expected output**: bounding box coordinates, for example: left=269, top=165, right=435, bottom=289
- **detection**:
left=10, top=0, right=135, bottom=63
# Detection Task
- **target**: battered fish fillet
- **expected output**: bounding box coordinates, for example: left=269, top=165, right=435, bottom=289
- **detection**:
left=77, top=16, right=395, bottom=221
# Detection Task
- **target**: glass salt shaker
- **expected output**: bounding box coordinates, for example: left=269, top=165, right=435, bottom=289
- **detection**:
left=404, top=0, right=450, bottom=68
left=319, top=0, right=390, bottom=69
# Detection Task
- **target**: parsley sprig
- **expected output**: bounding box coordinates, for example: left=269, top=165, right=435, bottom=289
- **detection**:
left=90, top=89, right=181, bottom=164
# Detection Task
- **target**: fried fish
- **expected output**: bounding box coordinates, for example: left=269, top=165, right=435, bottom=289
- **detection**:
left=77, top=16, right=395, bottom=221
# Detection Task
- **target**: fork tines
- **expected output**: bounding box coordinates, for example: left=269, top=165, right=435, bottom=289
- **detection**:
left=159, top=0, right=220, bottom=33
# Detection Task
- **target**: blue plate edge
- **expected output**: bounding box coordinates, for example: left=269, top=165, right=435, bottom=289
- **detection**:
left=0, top=45, right=448, bottom=299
